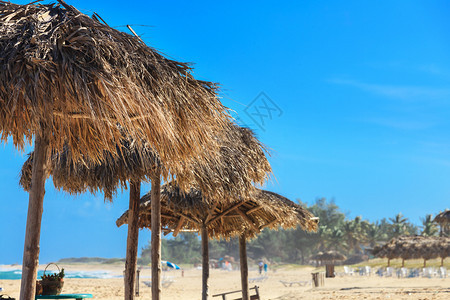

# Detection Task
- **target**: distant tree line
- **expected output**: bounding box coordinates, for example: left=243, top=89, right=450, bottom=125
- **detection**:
left=140, top=198, right=440, bottom=265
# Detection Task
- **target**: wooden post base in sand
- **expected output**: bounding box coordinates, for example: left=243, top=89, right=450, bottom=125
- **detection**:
left=239, top=235, right=249, bottom=300
left=202, top=224, right=209, bottom=300
left=124, top=180, right=141, bottom=300
left=151, top=171, right=161, bottom=300
left=20, top=133, right=50, bottom=300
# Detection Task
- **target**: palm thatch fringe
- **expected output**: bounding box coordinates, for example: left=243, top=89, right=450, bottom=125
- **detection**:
left=311, top=251, right=346, bottom=263
left=20, top=123, right=271, bottom=201
left=433, top=210, right=450, bottom=225
left=372, top=236, right=450, bottom=265
left=116, top=183, right=318, bottom=239
left=0, top=0, right=230, bottom=170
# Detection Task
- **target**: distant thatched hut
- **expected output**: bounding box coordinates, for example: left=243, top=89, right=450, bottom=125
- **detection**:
left=433, top=210, right=450, bottom=237
left=117, top=183, right=318, bottom=300
left=2, top=1, right=231, bottom=299
left=373, top=236, right=450, bottom=267
left=310, top=251, right=346, bottom=278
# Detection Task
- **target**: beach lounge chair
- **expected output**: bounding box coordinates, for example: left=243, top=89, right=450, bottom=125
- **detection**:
left=397, top=268, right=407, bottom=278
left=407, top=268, right=420, bottom=278
left=279, top=280, right=310, bottom=287
left=422, top=267, right=437, bottom=278
left=438, top=267, right=447, bottom=278
left=375, top=268, right=384, bottom=277
left=248, top=276, right=268, bottom=283
left=361, top=266, right=371, bottom=276
left=343, top=266, right=354, bottom=276
left=143, top=278, right=175, bottom=288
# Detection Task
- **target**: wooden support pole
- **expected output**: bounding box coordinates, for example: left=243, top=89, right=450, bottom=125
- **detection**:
left=202, top=223, right=209, bottom=300
left=124, top=180, right=141, bottom=300
left=151, top=170, right=161, bottom=300
left=173, top=216, right=186, bottom=237
left=20, top=133, right=50, bottom=300
left=239, top=235, right=249, bottom=300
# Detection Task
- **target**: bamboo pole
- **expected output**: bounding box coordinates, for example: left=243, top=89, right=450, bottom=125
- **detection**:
left=239, top=235, right=249, bottom=300
left=124, top=180, right=141, bottom=300
left=201, top=223, right=209, bottom=300
left=151, top=169, right=161, bottom=300
left=20, top=132, right=50, bottom=300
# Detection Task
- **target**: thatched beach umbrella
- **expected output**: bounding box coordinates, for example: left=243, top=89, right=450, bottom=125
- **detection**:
left=117, top=184, right=318, bottom=300
left=2, top=1, right=231, bottom=299
left=373, top=236, right=450, bottom=267
left=433, top=210, right=450, bottom=237
left=310, top=251, right=346, bottom=277
left=21, top=124, right=270, bottom=300
left=319, top=251, right=346, bottom=262
left=437, top=237, right=450, bottom=266
left=372, top=238, right=402, bottom=267
left=310, top=252, right=324, bottom=266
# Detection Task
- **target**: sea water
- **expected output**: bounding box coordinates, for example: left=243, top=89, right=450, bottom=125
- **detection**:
left=0, top=268, right=120, bottom=280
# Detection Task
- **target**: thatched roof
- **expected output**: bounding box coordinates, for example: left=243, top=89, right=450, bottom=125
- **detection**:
left=20, top=123, right=271, bottom=201
left=311, top=251, right=346, bottom=262
left=373, top=236, right=450, bottom=260
left=433, top=210, right=450, bottom=225
left=116, top=183, right=318, bottom=239
left=0, top=0, right=229, bottom=170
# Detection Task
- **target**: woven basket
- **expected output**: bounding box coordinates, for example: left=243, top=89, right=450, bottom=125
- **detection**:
left=40, top=263, right=64, bottom=295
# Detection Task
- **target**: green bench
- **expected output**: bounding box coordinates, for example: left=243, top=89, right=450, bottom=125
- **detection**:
left=35, top=294, right=92, bottom=300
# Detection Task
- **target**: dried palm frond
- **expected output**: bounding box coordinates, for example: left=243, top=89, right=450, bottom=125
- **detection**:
left=373, top=236, right=450, bottom=261
left=311, top=251, right=346, bottom=262
left=116, top=183, right=318, bottom=239
left=433, top=210, right=450, bottom=225
left=1, top=0, right=229, bottom=174
left=20, top=123, right=272, bottom=201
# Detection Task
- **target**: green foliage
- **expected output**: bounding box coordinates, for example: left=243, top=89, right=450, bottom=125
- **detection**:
left=139, top=198, right=428, bottom=265
left=421, top=214, right=438, bottom=236
left=41, top=268, right=64, bottom=281
left=141, top=232, right=202, bottom=265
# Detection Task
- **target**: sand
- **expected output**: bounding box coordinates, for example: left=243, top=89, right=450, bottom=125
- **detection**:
left=1, top=264, right=449, bottom=299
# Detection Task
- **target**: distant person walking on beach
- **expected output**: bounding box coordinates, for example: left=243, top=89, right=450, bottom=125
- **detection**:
left=264, top=262, right=268, bottom=274
left=258, top=261, right=263, bottom=274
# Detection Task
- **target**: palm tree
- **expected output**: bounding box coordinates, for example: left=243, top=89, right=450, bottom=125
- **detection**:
left=365, top=222, right=386, bottom=248
left=342, top=217, right=365, bottom=254
left=389, top=213, right=409, bottom=238
left=421, top=214, right=438, bottom=236
left=323, top=227, right=347, bottom=252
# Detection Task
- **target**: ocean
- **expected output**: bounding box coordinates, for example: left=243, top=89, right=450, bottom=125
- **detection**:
left=0, top=268, right=120, bottom=280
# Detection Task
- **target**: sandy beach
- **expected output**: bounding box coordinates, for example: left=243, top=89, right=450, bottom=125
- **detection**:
left=1, top=263, right=449, bottom=300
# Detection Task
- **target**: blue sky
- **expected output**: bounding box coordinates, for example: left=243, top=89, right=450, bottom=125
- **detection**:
left=1, top=0, right=450, bottom=263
